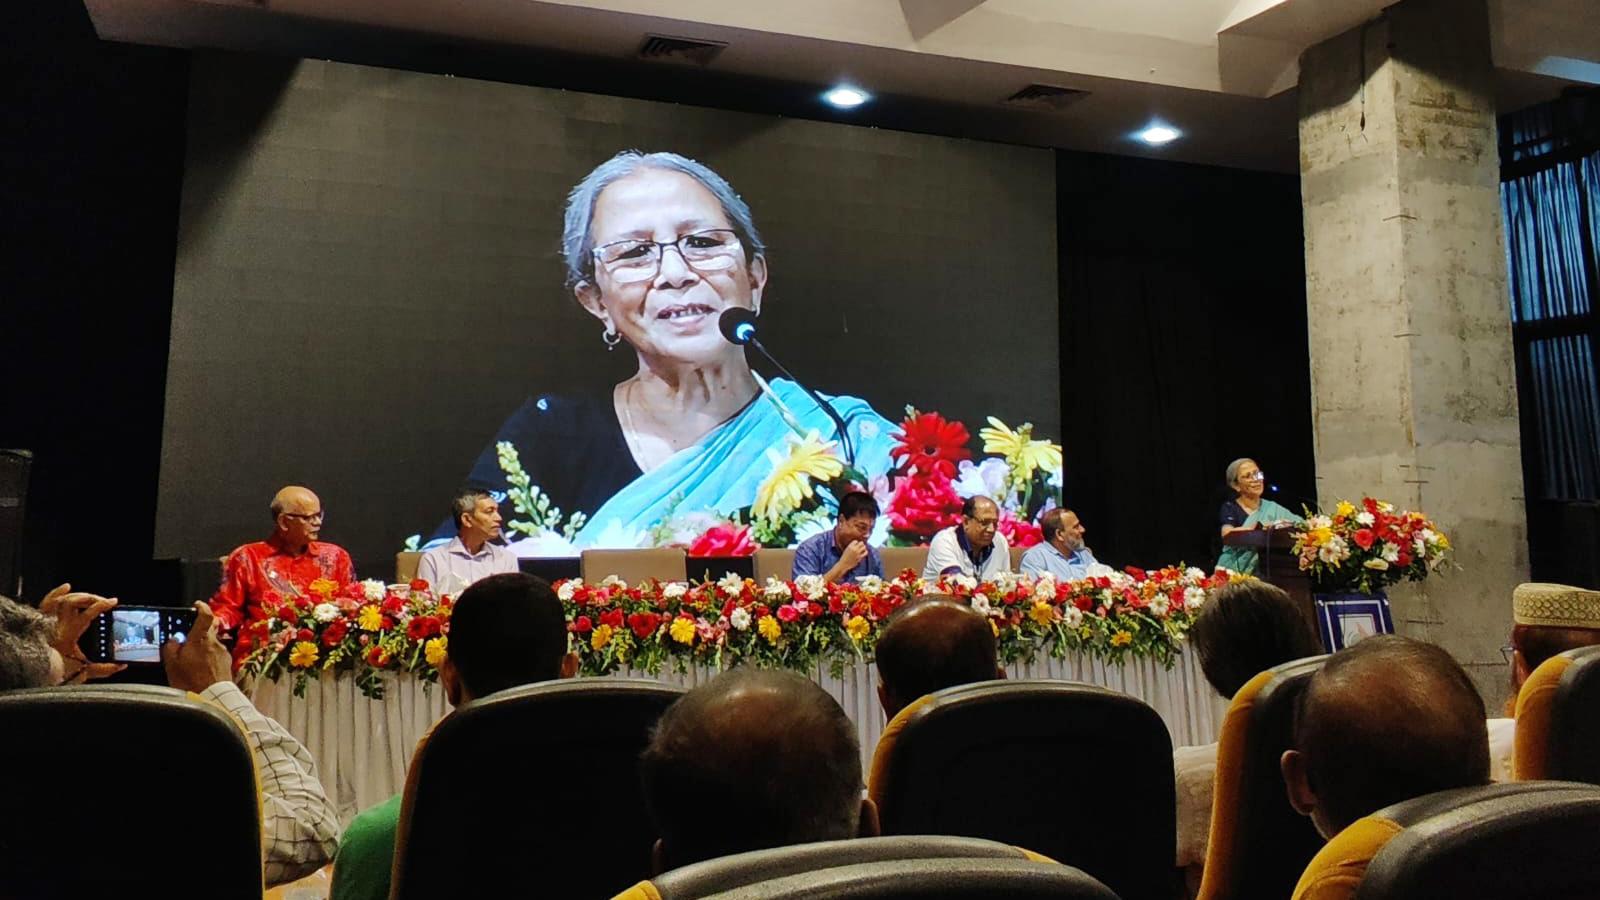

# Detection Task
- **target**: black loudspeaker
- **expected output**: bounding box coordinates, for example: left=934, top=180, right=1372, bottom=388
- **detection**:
left=0, top=450, right=32, bottom=597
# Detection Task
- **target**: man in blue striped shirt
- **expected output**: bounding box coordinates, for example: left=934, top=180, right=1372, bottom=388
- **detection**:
left=791, top=491, right=884, bottom=583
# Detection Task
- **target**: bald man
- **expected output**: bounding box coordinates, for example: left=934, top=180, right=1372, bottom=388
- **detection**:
left=1281, top=636, right=1489, bottom=845
left=211, top=486, right=355, bottom=650
left=638, top=669, right=878, bottom=872
left=875, top=597, right=1004, bottom=720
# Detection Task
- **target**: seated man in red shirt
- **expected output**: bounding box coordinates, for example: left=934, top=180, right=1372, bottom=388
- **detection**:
left=212, top=485, right=354, bottom=651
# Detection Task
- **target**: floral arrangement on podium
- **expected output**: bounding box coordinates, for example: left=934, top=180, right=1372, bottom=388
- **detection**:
left=1292, top=497, right=1451, bottom=594
left=560, top=565, right=1247, bottom=678
left=237, top=578, right=453, bottom=700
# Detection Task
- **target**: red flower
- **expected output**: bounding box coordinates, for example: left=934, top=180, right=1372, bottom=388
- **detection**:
left=1352, top=528, right=1376, bottom=550
left=827, top=595, right=845, bottom=614
left=339, top=582, right=367, bottom=601
left=886, top=468, right=963, bottom=539
left=1124, top=566, right=1147, bottom=581
left=572, top=615, right=593, bottom=634
left=689, top=524, right=757, bottom=557
left=381, top=595, right=405, bottom=614
left=600, top=608, right=625, bottom=630
left=998, top=510, right=1043, bottom=548
left=1396, top=550, right=1413, bottom=568
left=366, top=645, right=389, bottom=666
left=321, top=620, right=349, bottom=647
left=891, top=412, right=972, bottom=473
left=296, top=628, right=314, bottom=643
left=407, top=616, right=442, bottom=641
left=628, top=612, right=662, bottom=640
left=777, top=604, right=801, bottom=623
left=409, top=579, right=430, bottom=593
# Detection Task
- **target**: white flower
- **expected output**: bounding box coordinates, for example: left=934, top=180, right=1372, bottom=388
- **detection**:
left=718, top=572, right=745, bottom=596
left=1061, top=606, right=1084, bottom=628
left=1364, top=558, right=1390, bottom=571
left=1184, top=586, right=1207, bottom=609
left=952, top=458, right=1010, bottom=500
left=506, top=531, right=578, bottom=558
left=1356, top=511, right=1376, bottom=526
left=1307, top=514, right=1334, bottom=530
left=584, top=518, right=649, bottom=550
left=312, top=602, right=340, bottom=623
left=1149, top=594, right=1171, bottom=617
left=729, top=607, right=752, bottom=631
left=857, top=575, right=885, bottom=595
left=1413, top=537, right=1427, bottom=556
left=662, top=582, right=688, bottom=599
left=794, top=575, right=827, bottom=601
left=1420, top=528, right=1438, bottom=545
left=994, top=570, right=1020, bottom=595
left=1106, top=570, right=1134, bottom=589
left=362, top=579, right=386, bottom=602
left=601, top=575, right=628, bottom=590
left=1381, top=542, right=1401, bottom=563
left=971, top=594, right=993, bottom=615
left=557, top=579, right=581, bottom=601
left=1378, top=501, right=1395, bottom=513
left=1318, top=537, right=1349, bottom=564
left=763, top=577, right=792, bottom=600
left=946, top=574, right=977, bottom=592
left=1184, top=567, right=1206, bottom=582
left=1033, top=575, right=1057, bottom=600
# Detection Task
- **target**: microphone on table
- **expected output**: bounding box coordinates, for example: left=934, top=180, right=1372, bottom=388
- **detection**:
left=719, top=307, right=857, bottom=469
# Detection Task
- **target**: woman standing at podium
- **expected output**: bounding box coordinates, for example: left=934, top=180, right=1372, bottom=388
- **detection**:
left=1216, top=457, right=1303, bottom=574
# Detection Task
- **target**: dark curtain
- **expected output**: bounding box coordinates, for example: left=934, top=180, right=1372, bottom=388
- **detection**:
left=1056, top=152, right=1315, bottom=570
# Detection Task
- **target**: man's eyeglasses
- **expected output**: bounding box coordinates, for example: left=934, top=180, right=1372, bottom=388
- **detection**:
left=592, top=229, right=743, bottom=284
left=283, top=512, right=324, bottom=523
left=1240, top=471, right=1266, bottom=482
left=968, top=517, right=999, bottom=530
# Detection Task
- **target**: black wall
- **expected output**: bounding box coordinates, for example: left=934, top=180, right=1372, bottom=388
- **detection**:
left=3, top=1, right=1314, bottom=597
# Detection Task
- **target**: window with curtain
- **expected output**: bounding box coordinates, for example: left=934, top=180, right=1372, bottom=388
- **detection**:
left=1500, top=92, right=1600, bottom=502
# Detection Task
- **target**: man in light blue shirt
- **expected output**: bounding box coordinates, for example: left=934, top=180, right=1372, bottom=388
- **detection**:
left=416, top=489, right=520, bottom=596
left=1018, top=508, right=1100, bottom=580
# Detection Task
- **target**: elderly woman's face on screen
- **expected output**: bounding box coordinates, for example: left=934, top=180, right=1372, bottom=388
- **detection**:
left=577, top=167, right=767, bottom=365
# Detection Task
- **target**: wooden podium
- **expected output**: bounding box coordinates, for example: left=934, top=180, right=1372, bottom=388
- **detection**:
left=1222, top=527, right=1318, bottom=639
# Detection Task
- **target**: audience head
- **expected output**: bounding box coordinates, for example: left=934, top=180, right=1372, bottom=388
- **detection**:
left=961, top=496, right=1000, bottom=550
left=834, top=491, right=879, bottom=546
left=269, top=485, right=323, bottom=548
left=1039, top=508, right=1086, bottom=552
left=439, top=573, right=576, bottom=706
left=1509, top=583, right=1600, bottom=694
left=1188, top=580, right=1323, bottom=699
left=0, top=596, right=60, bottom=691
left=450, top=488, right=503, bottom=543
left=875, top=596, right=1002, bottom=719
left=1281, top=635, right=1488, bottom=839
left=639, top=668, right=874, bottom=871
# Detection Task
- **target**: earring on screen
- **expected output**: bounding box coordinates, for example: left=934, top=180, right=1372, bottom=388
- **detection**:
left=602, top=326, right=621, bottom=350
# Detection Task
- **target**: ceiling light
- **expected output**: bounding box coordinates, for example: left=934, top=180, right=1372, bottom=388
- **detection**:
left=822, top=86, right=870, bottom=109
left=1137, top=124, right=1181, bottom=145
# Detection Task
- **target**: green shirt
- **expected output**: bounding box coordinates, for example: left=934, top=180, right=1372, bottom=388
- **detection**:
left=331, top=794, right=402, bottom=900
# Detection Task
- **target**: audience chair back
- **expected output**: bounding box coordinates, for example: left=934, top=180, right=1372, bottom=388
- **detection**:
left=395, top=551, right=421, bottom=584
left=642, top=857, right=1119, bottom=900
left=752, top=548, right=796, bottom=584
left=581, top=548, right=688, bottom=585
left=616, top=835, right=1056, bottom=899
left=1513, top=645, right=1600, bottom=783
left=1197, top=655, right=1328, bottom=900
left=877, top=546, right=928, bottom=580
left=1290, top=782, right=1600, bottom=900
left=868, top=679, right=1172, bottom=900
left=391, top=678, right=685, bottom=900
left=0, top=685, right=264, bottom=899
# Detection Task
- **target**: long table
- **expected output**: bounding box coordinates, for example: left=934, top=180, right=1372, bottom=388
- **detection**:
left=250, top=651, right=1228, bottom=826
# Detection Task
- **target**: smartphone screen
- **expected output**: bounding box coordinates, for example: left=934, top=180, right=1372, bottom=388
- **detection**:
left=111, top=609, right=164, bottom=663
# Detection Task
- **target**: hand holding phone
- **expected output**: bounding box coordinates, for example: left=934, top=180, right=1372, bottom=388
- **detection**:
left=42, top=583, right=125, bottom=683
left=161, top=602, right=233, bottom=693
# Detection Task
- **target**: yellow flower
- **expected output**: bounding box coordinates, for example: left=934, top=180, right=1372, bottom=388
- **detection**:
left=1111, top=631, right=1133, bottom=647
left=758, top=615, right=781, bottom=644
left=989, top=619, right=1000, bottom=637
left=669, top=617, right=696, bottom=645
left=591, top=624, right=613, bottom=650
left=1335, top=500, right=1356, bottom=518
left=1029, top=600, right=1055, bottom=626
left=358, top=605, right=384, bottom=631
left=289, top=641, right=319, bottom=668
left=424, top=636, right=448, bottom=667
left=845, top=615, right=870, bottom=641
left=308, top=578, right=337, bottom=599
left=752, top=430, right=844, bottom=522
left=980, top=417, right=1062, bottom=482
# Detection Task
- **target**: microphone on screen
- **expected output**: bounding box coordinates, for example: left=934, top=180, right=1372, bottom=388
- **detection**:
left=718, top=307, right=857, bottom=469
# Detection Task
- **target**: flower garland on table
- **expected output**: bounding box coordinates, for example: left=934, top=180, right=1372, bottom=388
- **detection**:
left=237, top=578, right=454, bottom=700
left=1292, top=497, right=1451, bottom=595
left=561, top=566, right=1249, bottom=678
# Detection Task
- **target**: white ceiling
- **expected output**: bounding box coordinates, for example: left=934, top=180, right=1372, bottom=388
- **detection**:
left=83, top=0, right=1599, bottom=172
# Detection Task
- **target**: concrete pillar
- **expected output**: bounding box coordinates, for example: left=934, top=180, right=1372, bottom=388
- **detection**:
left=1298, top=0, right=1526, bottom=702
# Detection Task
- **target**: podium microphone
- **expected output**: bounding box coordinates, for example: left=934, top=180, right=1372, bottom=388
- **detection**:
left=719, top=307, right=856, bottom=469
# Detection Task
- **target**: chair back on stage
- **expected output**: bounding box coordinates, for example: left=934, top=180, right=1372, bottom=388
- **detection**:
left=1513, top=645, right=1600, bottom=783
left=868, top=679, right=1172, bottom=900
left=391, top=678, right=684, bottom=900
left=395, top=550, right=422, bottom=584
left=752, top=548, right=796, bottom=584
left=581, top=548, right=688, bottom=585
left=614, top=835, right=1059, bottom=900
left=878, top=546, right=928, bottom=581
left=1290, top=782, right=1600, bottom=900
left=0, top=685, right=264, bottom=900
left=1197, top=655, right=1328, bottom=900
left=1010, top=543, right=1027, bottom=571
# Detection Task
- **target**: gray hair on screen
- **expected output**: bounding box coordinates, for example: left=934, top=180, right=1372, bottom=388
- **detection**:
left=561, top=150, right=766, bottom=289
left=1225, top=458, right=1255, bottom=488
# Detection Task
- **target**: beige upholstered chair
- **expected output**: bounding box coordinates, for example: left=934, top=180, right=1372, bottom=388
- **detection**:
left=879, top=546, right=929, bottom=580
left=753, top=548, right=797, bottom=582
left=1009, top=544, right=1026, bottom=571
left=395, top=551, right=422, bottom=583
left=581, top=548, right=688, bottom=584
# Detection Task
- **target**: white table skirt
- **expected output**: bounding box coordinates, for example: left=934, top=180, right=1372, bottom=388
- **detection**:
left=250, top=650, right=1227, bottom=826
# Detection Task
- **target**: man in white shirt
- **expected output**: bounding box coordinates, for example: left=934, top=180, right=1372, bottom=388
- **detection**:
left=921, top=495, right=1010, bottom=581
left=416, top=489, right=520, bottom=596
